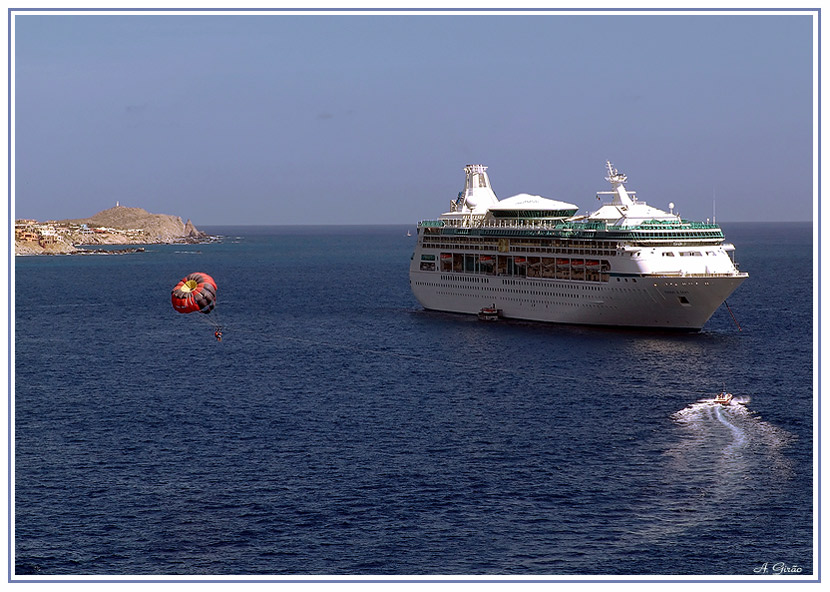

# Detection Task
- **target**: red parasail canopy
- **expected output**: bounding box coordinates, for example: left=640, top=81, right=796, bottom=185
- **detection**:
left=171, top=272, right=217, bottom=314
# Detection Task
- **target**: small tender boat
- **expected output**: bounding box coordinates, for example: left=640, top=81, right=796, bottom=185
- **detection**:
left=478, top=306, right=501, bottom=321
left=714, top=389, right=733, bottom=405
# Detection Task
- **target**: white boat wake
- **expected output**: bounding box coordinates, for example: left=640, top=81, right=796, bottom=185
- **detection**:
left=619, top=397, right=795, bottom=546
left=670, top=397, right=794, bottom=481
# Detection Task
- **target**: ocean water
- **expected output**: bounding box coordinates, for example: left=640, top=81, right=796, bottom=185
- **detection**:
left=13, top=222, right=814, bottom=578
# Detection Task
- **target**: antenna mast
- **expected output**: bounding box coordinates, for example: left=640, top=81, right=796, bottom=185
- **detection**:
left=713, top=188, right=716, bottom=224
left=605, top=161, right=627, bottom=187
left=601, top=160, right=634, bottom=207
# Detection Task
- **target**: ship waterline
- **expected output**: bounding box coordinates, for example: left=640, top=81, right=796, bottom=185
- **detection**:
left=409, top=162, right=748, bottom=330
left=410, top=272, right=745, bottom=329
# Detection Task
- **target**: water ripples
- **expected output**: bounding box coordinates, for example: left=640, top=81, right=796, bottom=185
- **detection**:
left=14, top=225, right=813, bottom=576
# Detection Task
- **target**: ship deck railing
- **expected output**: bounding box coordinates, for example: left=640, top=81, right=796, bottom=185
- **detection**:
left=419, top=218, right=722, bottom=233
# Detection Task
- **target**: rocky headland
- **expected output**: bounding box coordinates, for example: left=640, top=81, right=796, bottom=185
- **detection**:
left=15, top=205, right=211, bottom=255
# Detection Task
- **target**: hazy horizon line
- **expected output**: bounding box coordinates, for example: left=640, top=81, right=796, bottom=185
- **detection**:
left=195, top=220, right=815, bottom=227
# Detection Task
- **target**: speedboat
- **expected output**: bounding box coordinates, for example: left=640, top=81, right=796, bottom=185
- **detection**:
left=714, top=390, right=733, bottom=405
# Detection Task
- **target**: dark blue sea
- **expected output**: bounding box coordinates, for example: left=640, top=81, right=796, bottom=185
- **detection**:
left=14, top=222, right=814, bottom=579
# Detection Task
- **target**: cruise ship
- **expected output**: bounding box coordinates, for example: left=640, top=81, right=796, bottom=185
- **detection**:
left=409, top=162, right=748, bottom=330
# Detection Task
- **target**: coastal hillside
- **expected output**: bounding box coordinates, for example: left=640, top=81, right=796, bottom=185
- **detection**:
left=68, top=206, right=207, bottom=242
left=15, top=205, right=209, bottom=255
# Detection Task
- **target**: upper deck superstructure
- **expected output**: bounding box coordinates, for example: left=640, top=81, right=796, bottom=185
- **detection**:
left=409, top=162, right=748, bottom=330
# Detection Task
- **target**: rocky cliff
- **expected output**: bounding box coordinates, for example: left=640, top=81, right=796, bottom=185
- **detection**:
left=69, top=206, right=208, bottom=242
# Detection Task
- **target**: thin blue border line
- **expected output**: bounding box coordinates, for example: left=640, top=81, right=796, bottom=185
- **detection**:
left=6, top=4, right=10, bottom=586
left=4, top=577, right=826, bottom=584
left=6, top=7, right=821, bottom=584
left=817, top=6, right=822, bottom=585
left=3, top=7, right=826, bottom=12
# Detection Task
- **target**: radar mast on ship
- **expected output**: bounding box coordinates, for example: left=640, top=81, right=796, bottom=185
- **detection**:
left=597, top=160, right=636, bottom=207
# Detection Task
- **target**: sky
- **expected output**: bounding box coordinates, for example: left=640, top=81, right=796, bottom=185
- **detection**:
left=13, top=11, right=815, bottom=225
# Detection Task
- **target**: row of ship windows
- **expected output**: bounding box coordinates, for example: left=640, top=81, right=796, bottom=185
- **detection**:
left=422, top=242, right=616, bottom=257
left=415, top=269, right=648, bottom=290
left=422, top=236, right=616, bottom=247
left=422, top=243, right=720, bottom=259
left=500, top=279, right=608, bottom=290
left=664, top=250, right=719, bottom=257
left=628, top=231, right=723, bottom=239
left=420, top=253, right=611, bottom=282
left=425, top=290, right=617, bottom=309
left=412, top=281, right=646, bottom=297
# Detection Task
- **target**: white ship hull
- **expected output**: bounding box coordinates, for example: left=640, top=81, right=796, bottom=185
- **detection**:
left=409, top=161, right=748, bottom=330
left=409, top=269, right=746, bottom=330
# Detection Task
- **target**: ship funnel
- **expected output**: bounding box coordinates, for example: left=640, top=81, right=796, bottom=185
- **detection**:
left=458, top=164, right=499, bottom=213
